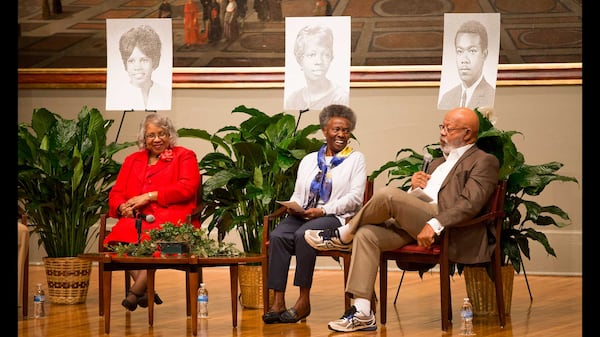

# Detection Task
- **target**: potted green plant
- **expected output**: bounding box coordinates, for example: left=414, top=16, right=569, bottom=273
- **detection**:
left=177, top=105, right=323, bottom=307
left=177, top=105, right=323, bottom=254
left=108, top=222, right=242, bottom=257
left=369, top=107, right=578, bottom=313
left=17, top=106, right=136, bottom=304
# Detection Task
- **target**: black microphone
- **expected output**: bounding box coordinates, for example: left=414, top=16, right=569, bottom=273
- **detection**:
left=134, top=210, right=155, bottom=223
left=422, top=152, right=433, bottom=172
left=134, top=210, right=154, bottom=244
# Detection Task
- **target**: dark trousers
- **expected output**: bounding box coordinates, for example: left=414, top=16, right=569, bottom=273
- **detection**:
left=267, top=214, right=341, bottom=291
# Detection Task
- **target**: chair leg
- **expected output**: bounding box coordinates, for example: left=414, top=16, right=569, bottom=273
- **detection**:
left=371, top=289, right=377, bottom=314
left=393, top=270, right=406, bottom=304
left=379, top=256, right=388, bottom=324
left=102, top=269, right=113, bottom=334
left=439, top=261, right=451, bottom=332
left=261, top=261, right=269, bottom=314
left=448, top=285, right=453, bottom=323
left=98, top=261, right=104, bottom=316
left=22, top=250, right=29, bottom=317
left=19, top=217, right=29, bottom=318
left=492, top=255, right=506, bottom=327
left=342, top=253, right=352, bottom=310
left=125, top=271, right=131, bottom=296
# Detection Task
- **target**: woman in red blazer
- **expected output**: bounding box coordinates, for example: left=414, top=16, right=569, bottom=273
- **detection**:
left=105, top=113, right=201, bottom=311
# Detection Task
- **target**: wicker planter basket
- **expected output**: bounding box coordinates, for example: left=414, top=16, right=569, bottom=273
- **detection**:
left=43, top=257, right=92, bottom=304
left=238, top=264, right=273, bottom=309
left=464, top=264, right=514, bottom=315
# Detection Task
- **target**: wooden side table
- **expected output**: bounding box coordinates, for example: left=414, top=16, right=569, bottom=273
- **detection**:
left=80, top=253, right=267, bottom=335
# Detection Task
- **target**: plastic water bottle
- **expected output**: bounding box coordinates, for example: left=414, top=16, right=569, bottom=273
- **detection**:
left=460, top=297, right=474, bottom=335
left=33, top=283, right=46, bottom=318
left=197, top=283, right=208, bottom=318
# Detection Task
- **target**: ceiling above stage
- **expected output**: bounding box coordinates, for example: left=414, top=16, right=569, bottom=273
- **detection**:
left=17, top=0, right=582, bottom=69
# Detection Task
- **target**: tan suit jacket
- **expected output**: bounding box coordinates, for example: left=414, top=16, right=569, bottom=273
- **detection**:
left=427, top=145, right=499, bottom=264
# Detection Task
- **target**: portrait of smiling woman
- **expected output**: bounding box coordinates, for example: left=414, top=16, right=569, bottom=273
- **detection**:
left=283, top=16, right=350, bottom=111
left=106, top=19, right=173, bottom=111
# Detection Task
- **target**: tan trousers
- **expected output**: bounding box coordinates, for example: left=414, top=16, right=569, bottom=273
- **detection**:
left=344, top=186, right=437, bottom=299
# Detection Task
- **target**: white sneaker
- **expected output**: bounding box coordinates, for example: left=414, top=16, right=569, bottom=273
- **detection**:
left=304, top=228, right=352, bottom=252
left=328, top=305, right=377, bottom=332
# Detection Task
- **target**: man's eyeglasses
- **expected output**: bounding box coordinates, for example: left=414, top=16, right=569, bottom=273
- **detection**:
left=438, top=125, right=468, bottom=133
left=145, top=131, right=169, bottom=140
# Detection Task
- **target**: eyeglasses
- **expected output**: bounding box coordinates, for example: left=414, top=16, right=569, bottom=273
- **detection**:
left=438, top=124, right=468, bottom=133
left=145, top=131, right=169, bottom=140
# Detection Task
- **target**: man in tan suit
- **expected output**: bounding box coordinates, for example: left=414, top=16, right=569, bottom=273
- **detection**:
left=305, top=107, right=499, bottom=332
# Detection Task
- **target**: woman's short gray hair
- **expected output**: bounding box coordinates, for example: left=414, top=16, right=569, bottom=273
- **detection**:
left=137, top=113, right=178, bottom=149
left=318, top=104, right=357, bottom=131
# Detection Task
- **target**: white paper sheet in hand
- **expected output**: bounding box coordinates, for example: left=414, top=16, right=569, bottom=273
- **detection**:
left=276, top=201, right=305, bottom=213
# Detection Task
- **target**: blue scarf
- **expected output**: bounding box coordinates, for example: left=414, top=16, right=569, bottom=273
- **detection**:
left=305, top=144, right=353, bottom=209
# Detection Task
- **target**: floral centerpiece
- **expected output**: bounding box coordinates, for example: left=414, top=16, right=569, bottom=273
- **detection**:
left=108, top=222, right=242, bottom=258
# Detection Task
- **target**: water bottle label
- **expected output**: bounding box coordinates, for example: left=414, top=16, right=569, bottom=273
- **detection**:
left=198, top=295, right=208, bottom=302
left=461, top=310, right=473, bottom=319
left=34, top=295, right=45, bottom=302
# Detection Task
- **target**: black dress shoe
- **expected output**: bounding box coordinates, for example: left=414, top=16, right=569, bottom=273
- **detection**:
left=121, top=291, right=142, bottom=311
left=137, top=292, right=164, bottom=308
left=262, top=310, right=285, bottom=324
left=121, top=298, right=137, bottom=311
left=279, top=307, right=311, bottom=323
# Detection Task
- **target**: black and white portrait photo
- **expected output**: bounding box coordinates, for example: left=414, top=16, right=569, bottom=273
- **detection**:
left=283, top=16, right=351, bottom=111
left=438, top=13, right=500, bottom=111
left=106, top=18, right=173, bottom=111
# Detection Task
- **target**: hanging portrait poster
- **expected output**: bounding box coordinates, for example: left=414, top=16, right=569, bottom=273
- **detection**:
left=438, top=13, right=500, bottom=111
left=283, top=16, right=351, bottom=111
left=106, top=18, right=173, bottom=111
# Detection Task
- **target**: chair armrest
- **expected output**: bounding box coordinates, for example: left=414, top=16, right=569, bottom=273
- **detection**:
left=261, top=206, right=288, bottom=255
left=265, top=206, right=288, bottom=220
left=99, top=214, right=107, bottom=253
left=452, top=210, right=505, bottom=228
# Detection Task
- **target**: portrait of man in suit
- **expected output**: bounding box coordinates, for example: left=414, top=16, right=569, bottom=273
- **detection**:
left=438, top=13, right=500, bottom=111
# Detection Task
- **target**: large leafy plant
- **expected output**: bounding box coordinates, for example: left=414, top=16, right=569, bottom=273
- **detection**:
left=177, top=105, right=323, bottom=254
left=17, top=107, right=136, bottom=257
left=369, top=108, right=578, bottom=285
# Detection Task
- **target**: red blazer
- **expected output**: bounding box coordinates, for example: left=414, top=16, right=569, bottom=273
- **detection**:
left=105, top=146, right=201, bottom=245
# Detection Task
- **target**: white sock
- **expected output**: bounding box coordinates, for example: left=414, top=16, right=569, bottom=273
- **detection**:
left=337, top=225, right=353, bottom=243
left=353, top=298, right=371, bottom=316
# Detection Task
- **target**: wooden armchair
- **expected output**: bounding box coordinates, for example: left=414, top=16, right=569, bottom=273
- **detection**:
left=97, top=175, right=204, bottom=317
left=379, top=180, right=507, bottom=331
left=262, top=178, right=374, bottom=310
